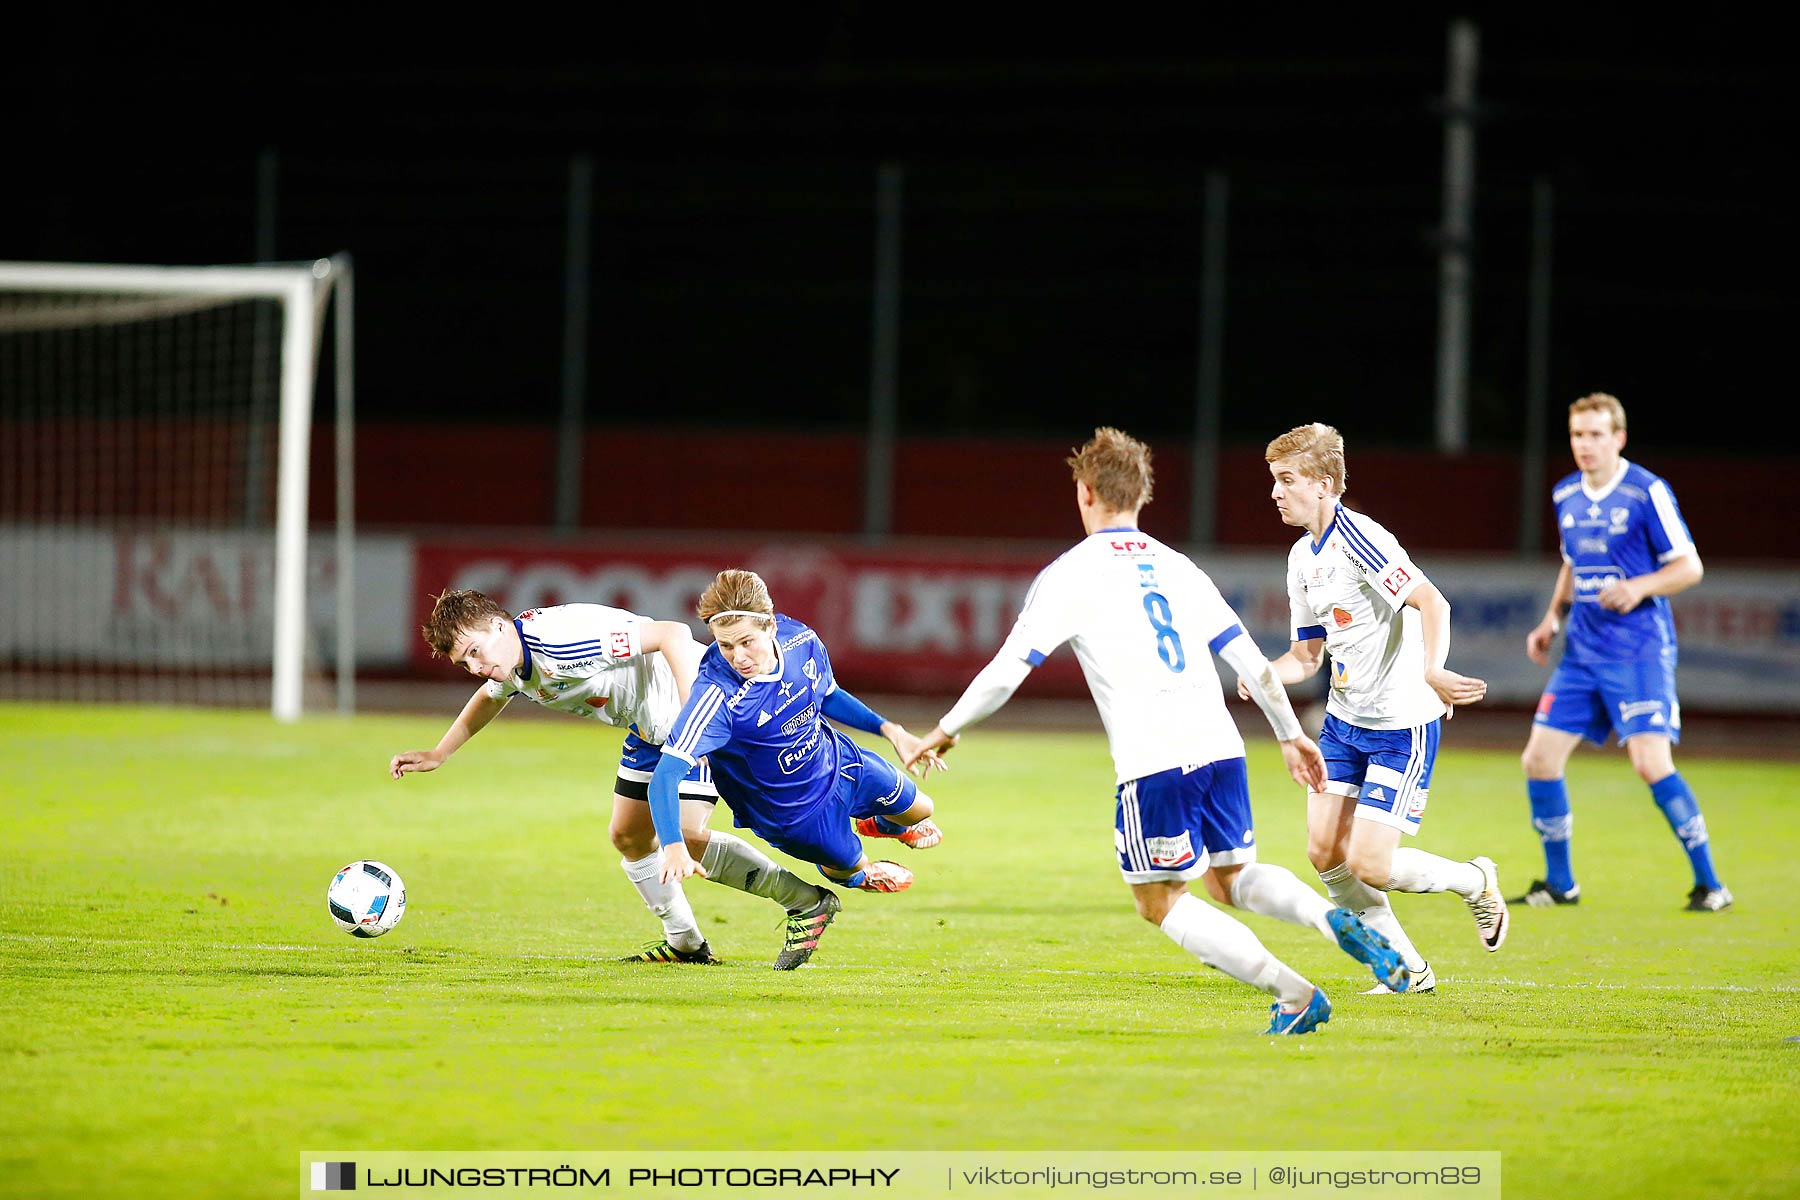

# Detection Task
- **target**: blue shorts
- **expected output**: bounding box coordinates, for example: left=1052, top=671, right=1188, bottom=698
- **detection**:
left=615, top=727, right=717, bottom=802
left=1114, top=758, right=1255, bottom=884
left=1535, top=652, right=1682, bottom=746
left=1319, top=714, right=1439, bottom=837
left=751, top=743, right=920, bottom=873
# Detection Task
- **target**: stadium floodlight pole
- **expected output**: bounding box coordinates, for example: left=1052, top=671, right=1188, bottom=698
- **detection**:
left=1188, top=171, right=1229, bottom=549
left=863, top=162, right=903, bottom=541
left=1519, top=179, right=1554, bottom=556
left=555, top=153, right=594, bottom=533
left=1434, top=18, right=1479, bottom=454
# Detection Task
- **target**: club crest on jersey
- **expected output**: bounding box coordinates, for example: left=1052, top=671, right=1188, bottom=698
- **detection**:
left=1332, top=659, right=1349, bottom=686
left=1379, top=566, right=1411, bottom=595
left=609, top=631, right=631, bottom=658
left=1332, top=606, right=1354, bottom=629
left=1609, top=507, right=1630, bottom=534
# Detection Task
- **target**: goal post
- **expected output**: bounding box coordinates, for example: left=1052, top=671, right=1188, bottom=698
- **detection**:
left=0, top=257, right=354, bottom=721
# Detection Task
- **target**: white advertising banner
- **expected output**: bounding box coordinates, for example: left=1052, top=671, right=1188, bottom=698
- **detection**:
left=0, top=526, right=416, bottom=667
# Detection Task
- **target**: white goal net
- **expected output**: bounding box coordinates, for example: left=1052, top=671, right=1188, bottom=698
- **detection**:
left=0, top=260, right=354, bottom=719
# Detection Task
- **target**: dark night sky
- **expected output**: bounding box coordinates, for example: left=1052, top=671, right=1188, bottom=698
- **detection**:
left=5, top=14, right=1791, bottom=454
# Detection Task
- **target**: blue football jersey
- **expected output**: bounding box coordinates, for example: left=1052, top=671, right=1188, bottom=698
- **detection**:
left=661, top=613, right=857, bottom=833
left=1552, top=460, right=1695, bottom=663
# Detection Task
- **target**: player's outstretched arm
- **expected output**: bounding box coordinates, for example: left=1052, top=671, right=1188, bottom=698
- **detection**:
left=646, top=755, right=708, bottom=884
left=638, top=620, right=702, bottom=705
left=905, top=650, right=1034, bottom=774
left=1236, top=638, right=1323, bottom=701
left=1526, top=561, right=1574, bottom=665
left=1278, top=734, right=1327, bottom=792
left=389, top=688, right=509, bottom=779
left=903, top=724, right=961, bottom=774
left=1405, top=582, right=1487, bottom=716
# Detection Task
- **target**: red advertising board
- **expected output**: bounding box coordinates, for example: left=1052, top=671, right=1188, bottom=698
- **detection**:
left=413, top=538, right=1091, bottom=696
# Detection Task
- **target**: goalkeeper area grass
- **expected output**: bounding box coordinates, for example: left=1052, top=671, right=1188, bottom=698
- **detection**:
left=4, top=703, right=1797, bottom=1199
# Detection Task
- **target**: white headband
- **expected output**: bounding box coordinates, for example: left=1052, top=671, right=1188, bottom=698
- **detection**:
left=705, top=610, right=773, bottom=625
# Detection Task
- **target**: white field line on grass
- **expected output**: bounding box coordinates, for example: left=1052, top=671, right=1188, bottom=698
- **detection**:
left=4, top=934, right=1796, bottom=994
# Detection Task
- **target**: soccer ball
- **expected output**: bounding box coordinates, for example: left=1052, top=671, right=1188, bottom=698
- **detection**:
left=327, top=860, right=407, bottom=938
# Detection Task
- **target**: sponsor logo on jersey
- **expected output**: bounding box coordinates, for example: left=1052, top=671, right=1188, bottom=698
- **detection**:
left=1577, top=537, right=1611, bottom=555
left=780, top=702, right=819, bottom=737
left=1379, top=565, right=1411, bottom=595
left=1537, top=691, right=1556, bottom=716
left=520, top=609, right=540, bottom=620
left=1618, top=699, right=1664, bottom=722
left=559, top=657, right=601, bottom=671
left=780, top=630, right=815, bottom=652
left=1109, top=539, right=1149, bottom=552
left=756, top=711, right=772, bottom=726
left=1144, top=833, right=1196, bottom=869
left=1574, top=570, right=1624, bottom=596
left=1405, top=790, right=1428, bottom=819
left=609, top=631, right=632, bottom=659
left=1561, top=513, right=1576, bottom=528
left=778, top=725, right=824, bottom=774
left=1332, top=606, right=1354, bottom=629
left=1365, top=786, right=1387, bottom=802
left=774, top=685, right=810, bottom=716
left=1241, top=828, right=1254, bottom=845
left=778, top=680, right=795, bottom=699
left=1587, top=503, right=1603, bottom=519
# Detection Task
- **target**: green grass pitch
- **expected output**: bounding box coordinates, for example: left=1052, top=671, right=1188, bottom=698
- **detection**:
left=4, top=702, right=1797, bottom=1199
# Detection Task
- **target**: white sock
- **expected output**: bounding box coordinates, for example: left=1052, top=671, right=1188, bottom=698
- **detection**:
left=1386, top=848, right=1483, bottom=898
left=700, top=832, right=823, bottom=912
left=1160, top=893, right=1313, bottom=1007
left=620, top=852, right=704, bottom=952
left=1320, top=862, right=1426, bottom=972
left=1228, top=862, right=1335, bottom=940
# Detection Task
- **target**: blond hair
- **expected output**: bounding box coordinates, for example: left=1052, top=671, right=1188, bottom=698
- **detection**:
left=420, top=588, right=510, bottom=658
left=1569, top=392, right=1627, bottom=433
left=1066, top=426, right=1154, bottom=512
left=697, top=569, right=775, bottom=628
left=1264, top=423, right=1347, bottom=496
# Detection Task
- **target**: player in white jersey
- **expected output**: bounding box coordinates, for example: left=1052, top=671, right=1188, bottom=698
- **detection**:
left=905, top=428, right=1411, bottom=1036
left=389, top=588, right=843, bottom=969
left=1250, top=424, right=1509, bottom=992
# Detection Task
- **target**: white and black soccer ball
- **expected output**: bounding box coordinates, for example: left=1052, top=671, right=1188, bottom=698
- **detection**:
left=327, top=860, right=407, bottom=938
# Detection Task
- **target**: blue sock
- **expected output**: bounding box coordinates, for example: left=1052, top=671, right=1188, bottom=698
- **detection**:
left=823, top=864, right=866, bottom=889
left=1527, top=778, right=1576, bottom=893
left=1649, top=773, right=1721, bottom=890
left=869, top=815, right=907, bottom=836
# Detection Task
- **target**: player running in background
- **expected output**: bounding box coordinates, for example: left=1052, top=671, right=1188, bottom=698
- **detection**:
left=1518, top=393, right=1729, bottom=911
left=904, top=427, right=1409, bottom=1036
left=391, top=589, right=844, bottom=969
left=649, top=570, right=946, bottom=912
left=1252, top=423, right=1509, bottom=994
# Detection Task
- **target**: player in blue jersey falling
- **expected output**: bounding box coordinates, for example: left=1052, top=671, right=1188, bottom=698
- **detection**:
left=392, top=588, right=848, bottom=969
left=903, top=427, right=1411, bottom=1036
left=1253, top=423, right=1509, bottom=995
left=649, top=570, right=947, bottom=947
left=1518, top=393, right=1729, bottom=911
